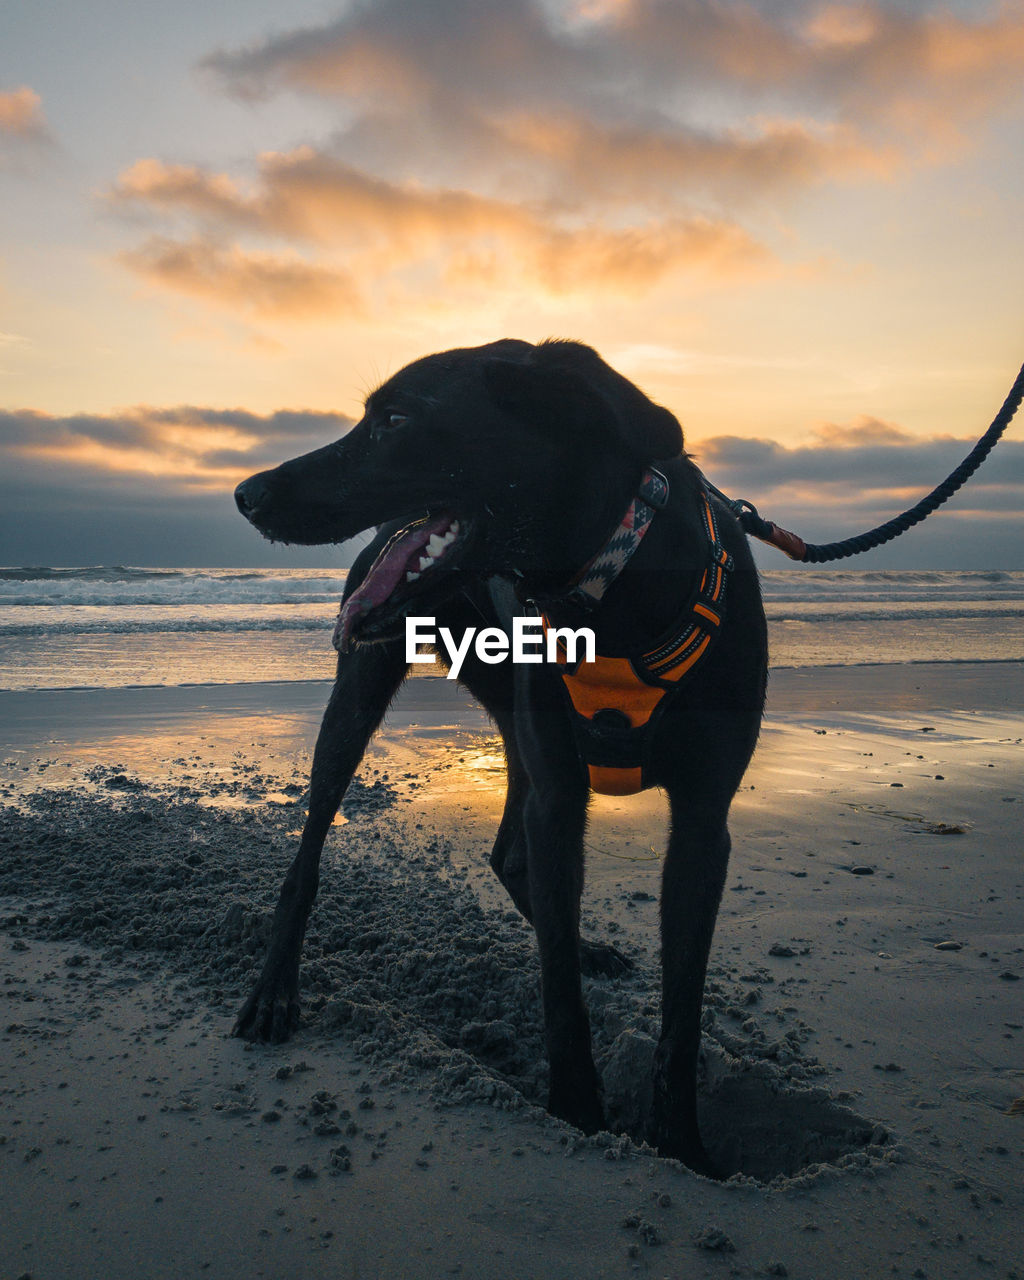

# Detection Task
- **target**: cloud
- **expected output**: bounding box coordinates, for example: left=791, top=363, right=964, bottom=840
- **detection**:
left=203, top=0, right=579, bottom=108
left=0, top=405, right=353, bottom=488
left=0, top=405, right=362, bottom=567
left=690, top=418, right=1024, bottom=567
left=111, top=150, right=534, bottom=247
left=487, top=113, right=900, bottom=207
left=0, top=86, right=53, bottom=168
left=809, top=415, right=915, bottom=448
left=119, top=235, right=365, bottom=319
left=0, top=86, right=50, bottom=141
left=693, top=421, right=1024, bottom=518
left=10, top=399, right=1019, bottom=528
left=110, top=149, right=779, bottom=308
left=196, top=1, right=907, bottom=206
left=3, top=400, right=1021, bottom=568
left=112, top=159, right=261, bottom=228
left=791, top=2, right=1024, bottom=150
left=204, top=0, right=1024, bottom=159
left=105, top=3, right=1024, bottom=325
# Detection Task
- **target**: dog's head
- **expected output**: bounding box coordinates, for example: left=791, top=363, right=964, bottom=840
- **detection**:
left=235, top=338, right=684, bottom=646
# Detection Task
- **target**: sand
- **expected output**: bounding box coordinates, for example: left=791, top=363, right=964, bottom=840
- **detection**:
left=1, top=663, right=1022, bottom=1279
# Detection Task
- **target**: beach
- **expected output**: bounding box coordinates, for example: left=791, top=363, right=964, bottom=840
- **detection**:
left=1, top=658, right=1022, bottom=1280
left=8, top=0, right=1024, bottom=1270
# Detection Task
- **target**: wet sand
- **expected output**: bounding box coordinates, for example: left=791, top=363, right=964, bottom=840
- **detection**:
left=1, top=664, right=1022, bottom=1279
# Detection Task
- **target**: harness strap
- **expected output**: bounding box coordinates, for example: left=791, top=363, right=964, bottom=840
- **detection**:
left=640, top=490, right=732, bottom=681
left=545, top=488, right=733, bottom=796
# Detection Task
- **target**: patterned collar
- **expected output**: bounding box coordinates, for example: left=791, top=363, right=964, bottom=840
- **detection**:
left=557, top=466, right=669, bottom=611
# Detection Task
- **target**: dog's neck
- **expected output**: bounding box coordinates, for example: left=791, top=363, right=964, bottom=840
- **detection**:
left=528, top=467, right=668, bottom=614
left=524, top=455, right=712, bottom=652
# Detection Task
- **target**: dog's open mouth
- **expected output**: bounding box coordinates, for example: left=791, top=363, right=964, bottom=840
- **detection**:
left=332, top=512, right=468, bottom=651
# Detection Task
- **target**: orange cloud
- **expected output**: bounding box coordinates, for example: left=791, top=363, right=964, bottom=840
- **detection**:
left=496, top=112, right=900, bottom=204
left=115, top=115, right=890, bottom=240
left=113, top=159, right=259, bottom=227
left=811, top=416, right=916, bottom=447
left=803, top=5, right=880, bottom=49
left=567, top=0, right=636, bottom=24
left=205, top=0, right=1024, bottom=161
left=111, top=2, right=1024, bottom=326
left=112, top=150, right=517, bottom=247
left=620, top=2, right=1024, bottom=120
left=798, top=3, right=1024, bottom=154
left=111, top=147, right=781, bottom=313
left=204, top=10, right=894, bottom=203
left=522, top=217, right=773, bottom=293
left=119, top=236, right=364, bottom=319
left=0, top=86, right=51, bottom=152
left=0, top=86, right=47, bottom=137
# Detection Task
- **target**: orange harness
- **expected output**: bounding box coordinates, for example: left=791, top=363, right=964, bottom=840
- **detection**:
left=544, top=489, right=732, bottom=796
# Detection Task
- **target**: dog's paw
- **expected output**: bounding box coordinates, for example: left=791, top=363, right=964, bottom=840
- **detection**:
left=232, top=985, right=301, bottom=1044
left=647, top=1123, right=725, bottom=1179
left=579, top=938, right=634, bottom=979
left=548, top=1087, right=606, bottom=1137
left=669, top=1141, right=725, bottom=1181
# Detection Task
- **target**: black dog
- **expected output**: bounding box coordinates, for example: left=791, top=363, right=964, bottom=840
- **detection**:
left=233, top=339, right=767, bottom=1175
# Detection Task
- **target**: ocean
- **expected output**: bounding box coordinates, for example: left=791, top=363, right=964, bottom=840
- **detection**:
left=0, top=566, right=1022, bottom=692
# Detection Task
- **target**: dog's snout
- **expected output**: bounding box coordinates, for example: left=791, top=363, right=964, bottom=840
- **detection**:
left=235, top=477, right=268, bottom=521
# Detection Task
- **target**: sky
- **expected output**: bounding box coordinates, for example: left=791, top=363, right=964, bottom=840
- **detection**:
left=2, top=0, right=1023, bottom=569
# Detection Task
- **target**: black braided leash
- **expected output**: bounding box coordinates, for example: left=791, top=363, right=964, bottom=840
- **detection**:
left=704, top=359, right=1024, bottom=564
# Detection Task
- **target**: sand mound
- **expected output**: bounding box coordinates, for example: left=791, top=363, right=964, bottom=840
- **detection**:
left=0, top=766, right=890, bottom=1184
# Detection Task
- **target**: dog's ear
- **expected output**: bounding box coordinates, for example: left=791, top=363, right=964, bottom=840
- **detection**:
left=537, top=341, right=684, bottom=459
left=483, top=342, right=683, bottom=461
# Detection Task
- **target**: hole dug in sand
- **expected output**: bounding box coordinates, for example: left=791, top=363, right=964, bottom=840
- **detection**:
left=318, top=912, right=890, bottom=1188
left=598, top=1029, right=888, bottom=1184
left=697, top=1045, right=888, bottom=1184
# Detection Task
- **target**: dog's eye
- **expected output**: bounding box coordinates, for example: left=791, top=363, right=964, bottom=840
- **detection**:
left=387, top=413, right=409, bottom=429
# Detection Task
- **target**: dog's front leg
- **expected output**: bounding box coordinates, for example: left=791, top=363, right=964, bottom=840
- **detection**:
left=233, top=643, right=407, bottom=1043
left=516, top=669, right=604, bottom=1135
left=649, top=793, right=732, bottom=1177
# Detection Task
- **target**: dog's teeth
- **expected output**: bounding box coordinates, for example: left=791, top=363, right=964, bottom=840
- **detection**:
left=441, top=529, right=457, bottom=546
left=406, top=570, right=420, bottom=582
left=450, top=520, right=460, bottom=533
left=419, top=555, right=433, bottom=570
left=426, top=534, right=446, bottom=556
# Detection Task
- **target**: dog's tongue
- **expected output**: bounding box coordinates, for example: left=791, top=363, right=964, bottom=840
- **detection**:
left=333, top=513, right=455, bottom=652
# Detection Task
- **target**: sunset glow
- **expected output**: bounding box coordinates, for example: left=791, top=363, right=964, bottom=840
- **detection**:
left=2, top=0, right=1023, bottom=566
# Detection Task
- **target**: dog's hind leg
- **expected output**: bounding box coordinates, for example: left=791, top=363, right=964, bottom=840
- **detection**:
left=479, top=719, right=632, bottom=978
left=648, top=784, right=733, bottom=1177
left=447, top=584, right=630, bottom=985
left=233, top=642, right=407, bottom=1043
